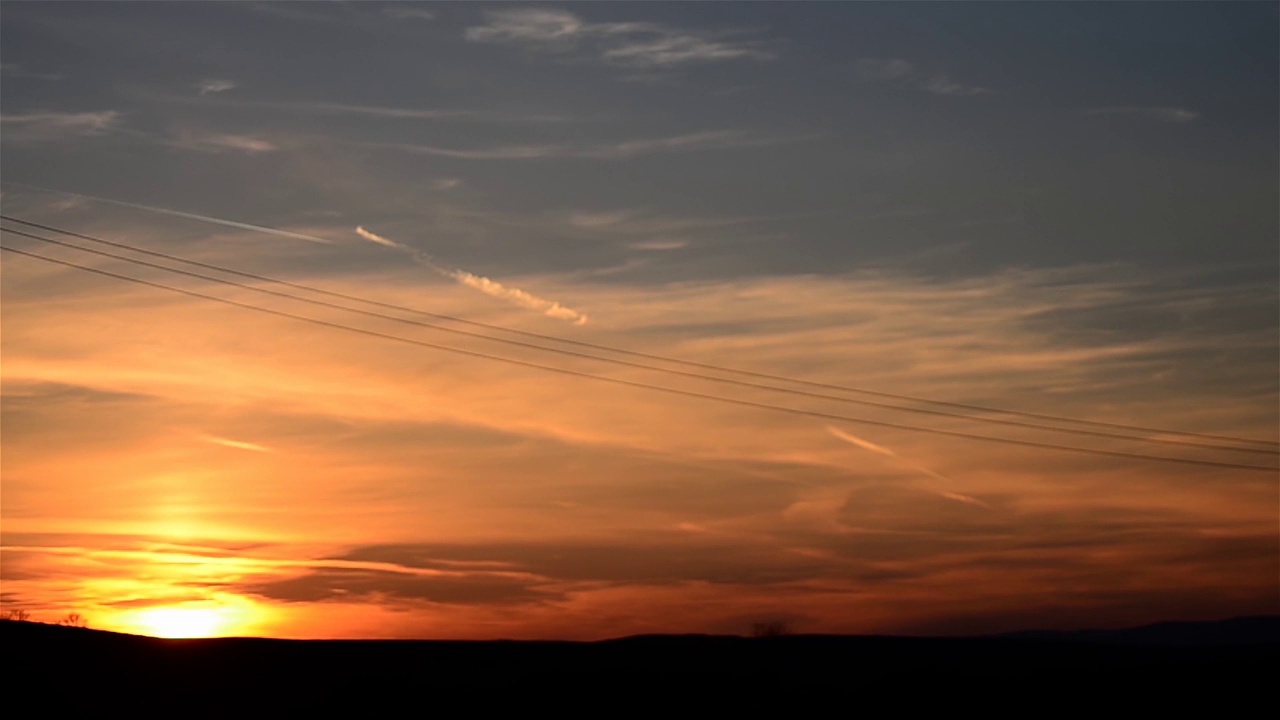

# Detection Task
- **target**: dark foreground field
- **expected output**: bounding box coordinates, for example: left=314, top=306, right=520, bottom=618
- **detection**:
left=6, top=616, right=1277, bottom=712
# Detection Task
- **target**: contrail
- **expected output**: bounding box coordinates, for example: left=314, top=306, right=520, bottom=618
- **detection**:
left=354, top=226, right=404, bottom=250
left=827, top=425, right=990, bottom=508
left=827, top=426, right=898, bottom=458
left=449, top=270, right=589, bottom=326
left=199, top=434, right=272, bottom=453
left=355, top=226, right=589, bottom=326
left=4, top=182, right=332, bottom=244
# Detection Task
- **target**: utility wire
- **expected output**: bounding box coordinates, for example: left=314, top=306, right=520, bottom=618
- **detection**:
left=2, top=243, right=1275, bottom=473
left=5, top=222, right=1276, bottom=457
left=7, top=208, right=1269, bottom=443
left=5, top=212, right=1274, bottom=450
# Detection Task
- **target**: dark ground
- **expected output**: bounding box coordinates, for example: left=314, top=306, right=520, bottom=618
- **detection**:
left=5, top=616, right=1277, bottom=713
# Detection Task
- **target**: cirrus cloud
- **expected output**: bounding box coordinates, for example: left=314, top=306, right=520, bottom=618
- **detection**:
left=465, top=8, right=776, bottom=69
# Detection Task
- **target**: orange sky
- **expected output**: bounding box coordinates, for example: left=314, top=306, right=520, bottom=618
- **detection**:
left=2, top=2, right=1277, bottom=640
left=3, top=246, right=1276, bottom=639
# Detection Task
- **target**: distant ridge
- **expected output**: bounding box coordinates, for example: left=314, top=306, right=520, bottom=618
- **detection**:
left=4, top=613, right=1278, bottom=645
left=995, top=615, right=1280, bottom=646
left=5, top=616, right=1276, bottom=710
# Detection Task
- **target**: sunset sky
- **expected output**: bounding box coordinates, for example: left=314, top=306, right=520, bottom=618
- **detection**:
left=1, top=2, right=1276, bottom=640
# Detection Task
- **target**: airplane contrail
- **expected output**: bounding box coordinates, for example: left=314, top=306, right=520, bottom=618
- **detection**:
left=826, top=425, right=990, bottom=508
left=4, top=182, right=332, bottom=244
left=355, top=226, right=589, bottom=326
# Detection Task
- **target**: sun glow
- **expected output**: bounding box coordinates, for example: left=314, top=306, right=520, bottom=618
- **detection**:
left=122, top=603, right=257, bottom=639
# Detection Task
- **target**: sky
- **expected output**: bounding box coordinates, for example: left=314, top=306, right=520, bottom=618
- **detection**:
left=1, top=2, right=1276, bottom=640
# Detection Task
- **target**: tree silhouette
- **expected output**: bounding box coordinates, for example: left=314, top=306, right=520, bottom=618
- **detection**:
left=59, top=613, right=86, bottom=628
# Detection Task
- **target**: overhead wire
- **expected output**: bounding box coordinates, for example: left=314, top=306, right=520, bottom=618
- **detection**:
left=1, top=241, right=1275, bottom=473
left=2, top=210, right=1272, bottom=450
left=2, top=216, right=1275, bottom=456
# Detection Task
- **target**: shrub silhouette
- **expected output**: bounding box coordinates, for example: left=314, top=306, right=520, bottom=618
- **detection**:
left=1, top=609, right=88, bottom=627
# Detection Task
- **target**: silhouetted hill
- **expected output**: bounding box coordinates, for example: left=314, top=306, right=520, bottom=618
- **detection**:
left=5, top=617, right=1276, bottom=713
left=996, top=615, right=1280, bottom=646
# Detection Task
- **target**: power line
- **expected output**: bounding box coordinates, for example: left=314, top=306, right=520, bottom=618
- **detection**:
left=2, top=243, right=1275, bottom=473
left=5, top=221, right=1276, bottom=457
left=6, top=209, right=1273, bottom=449
left=2, top=214, right=1275, bottom=454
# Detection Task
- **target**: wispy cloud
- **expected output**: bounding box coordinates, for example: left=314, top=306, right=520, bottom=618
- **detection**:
left=855, top=58, right=993, bottom=97
left=168, top=132, right=278, bottom=154
left=355, top=226, right=589, bottom=325
left=200, top=435, right=272, bottom=453
left=374, top=129, right=809, bottom=161
left=465, top=8, right=776, bottom=69
left=601, top=33, right=773, bottom=68
left=0, top=110, right=120, bottom=140
left=922, top=75, right=994, bottom=97
left=251, top=101, right=478, bottom=121
left=197, top=79, right=237, bottom=95
left=168, top=96, right=573, bottom=124
left=628, top=239, right=689, bottom=251
left=1081, top=106, right=1199, bottom=123
left=0, top=63, right=63, bottom=81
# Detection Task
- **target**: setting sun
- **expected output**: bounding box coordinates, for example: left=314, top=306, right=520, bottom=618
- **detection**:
left=124, top=605, right=246, bottom=639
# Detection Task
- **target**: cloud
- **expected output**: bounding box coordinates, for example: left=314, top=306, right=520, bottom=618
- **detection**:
left=355, top=226, right=590, bottom=325
left=5, top=244, right=1275, bottom=639
left=464, top=8, right=591, bottom=47
left=568, top=211, right=635, bottom=228
left=628, top=240, right=689, bottom=251
left=465, top=8, right=775, bottom=68
left=374, top=129, right=808, bottom=161
left=171, top=97, right=574, bottom=124
left=0, top=63, right=63, bottom=81
left=1081, top=106, right=1199, bottom=123
left=251, top=101, right=479, bottom=121
left=200, top=435, right=272, bottom=453
left=922, top=75, right=994, bottom=97
left=855, top=59, right=993, bottom=97
left=563, top=209, right=800, bottom=235
left=336, top=540, right=829, bottom=587
left=0, top=111, right=120, bottom=141
left=197, top=79, right=237, bottom=95
left=243, top=567, right=546, bottom=605
left=169, top=132, right=278, bottom=153
left=602, top=33, right=775, bottom=68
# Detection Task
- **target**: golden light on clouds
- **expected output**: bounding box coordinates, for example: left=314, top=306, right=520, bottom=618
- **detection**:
left=1, top=209, right=1276, bottom=640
